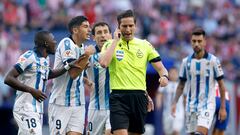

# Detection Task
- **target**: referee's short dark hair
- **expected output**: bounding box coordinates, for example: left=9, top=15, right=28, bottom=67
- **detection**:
left=117, top=10, right=136, bottom=26
left=91, top=22, right=111, bottom=35
left=192, top=27, right=206, bottom=37
left=68, top=16, right=88, bottom=34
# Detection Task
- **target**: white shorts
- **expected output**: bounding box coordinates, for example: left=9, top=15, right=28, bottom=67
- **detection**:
left=162, top=111, right=184, bottom=134
left=185, top=108, right=215, bottom=133
left=13, top=108, right=43, bottom=135
left=87, top=109, right=111, bottom=135
left=48, top=103, right=85, bottom=135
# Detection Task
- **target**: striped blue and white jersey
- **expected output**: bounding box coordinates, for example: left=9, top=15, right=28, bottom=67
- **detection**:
left=86, top=46, right=110, bottom=110
left=179, top=52, right=224, bottom=112
left=14, top=50, right=50, bottom=113
left=49, top=37, right=85, bottom=106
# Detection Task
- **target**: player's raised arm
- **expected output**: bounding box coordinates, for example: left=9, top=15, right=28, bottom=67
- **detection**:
left=99, top=28, right=120, bottom=68
left=68, top=45, right=95, bottom=79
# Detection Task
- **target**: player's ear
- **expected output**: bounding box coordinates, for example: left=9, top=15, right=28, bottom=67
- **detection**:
left=44, top=42, right=48, bottom=47
left=73, top=27, right=78, bottom=34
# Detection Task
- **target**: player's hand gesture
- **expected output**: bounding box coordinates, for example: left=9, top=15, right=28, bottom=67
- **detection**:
left=83, top=77, right=94, bottom=91
left=68, top=60, right=82, bottom=69
left=68, top=57, right=89, bottom=70
left=171, top=102, right=177, bottom=117
left=218, top=107, right=227, bottom=122
left=85, top=45, right=96, bottom=56
left=29, top=88, right=47, bottom=102
left=113, top=28, right=121, bottom=41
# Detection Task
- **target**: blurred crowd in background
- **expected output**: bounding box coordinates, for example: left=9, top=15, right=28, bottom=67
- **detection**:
left=0, top=0, right=239, bottom=134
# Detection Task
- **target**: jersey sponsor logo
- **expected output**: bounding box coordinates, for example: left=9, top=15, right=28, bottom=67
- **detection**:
left=136, top=49, right=143, bottom=58
left=17, top=57, right=26, bottom=64
left=63, top=50, right=73, bottom=57
left=116, top=50, right=124, bottom=61
left=31, top=65, right=49, bottom=70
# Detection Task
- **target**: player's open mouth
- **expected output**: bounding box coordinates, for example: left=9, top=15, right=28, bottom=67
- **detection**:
left=124, top=33, right=131, bottom=37
left=87, top=33, right=91, bottom=38
left=100, top=39, right=107, bottom=42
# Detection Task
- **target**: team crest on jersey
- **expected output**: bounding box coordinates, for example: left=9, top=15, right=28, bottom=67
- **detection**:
left=116, top=50, right=124, bottom=61
left=136, top=49, right=143, bottom=58
left=64, top=40, right=70, bottom=46
left=63, top=50, right=73, bottom=57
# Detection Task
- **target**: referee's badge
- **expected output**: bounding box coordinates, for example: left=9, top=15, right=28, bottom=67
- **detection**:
left=136, top=49, right=143, bottom=58
left=116, top=50, right=124, bottom=61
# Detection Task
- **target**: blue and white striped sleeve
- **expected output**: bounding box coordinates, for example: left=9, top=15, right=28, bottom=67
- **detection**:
left=179, top=58, right=187, bottom=81
left=213, top=57, right=224, bottom=80
left=59, top=39, right=77, bottom=64
left=14, top=51, right=33, bottom=74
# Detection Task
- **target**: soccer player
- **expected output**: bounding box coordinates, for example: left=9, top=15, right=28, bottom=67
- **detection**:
left=99, top=10, right=169, bottom=135
left=171, top=27, right=227, bottom=135
left=4, top=30, right=77, bottom=135
left=86, top=22, right=112, bottom=135
left=156, top=67, right=185, bottom=135
left=212, top=84, right=230, bottom=135
left=48, top=16, right=95, bottom=135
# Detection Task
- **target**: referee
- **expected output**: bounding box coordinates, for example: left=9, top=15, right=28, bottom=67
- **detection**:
left=100, top=10, right=169, bottom=135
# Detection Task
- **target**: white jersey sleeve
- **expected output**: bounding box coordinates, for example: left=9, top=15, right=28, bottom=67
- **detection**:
left=14, top=50, right=50, bottom=113
left=15, top=50, right=34, bottom=73
left=179, top=57, right=188, bottom=81
left=58, top=39, right=78, bottom=63
left=213, top=57, right=224, bottom=79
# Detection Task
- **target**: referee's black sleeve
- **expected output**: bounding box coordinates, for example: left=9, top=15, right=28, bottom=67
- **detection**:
left=149, top=56, right=161, bottom=63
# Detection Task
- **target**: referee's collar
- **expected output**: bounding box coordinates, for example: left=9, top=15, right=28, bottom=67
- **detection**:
left=191, top=51, right=209, bottom=59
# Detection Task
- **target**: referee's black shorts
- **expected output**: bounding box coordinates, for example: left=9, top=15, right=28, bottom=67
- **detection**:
left=110, top=90, right=148, bottom=134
